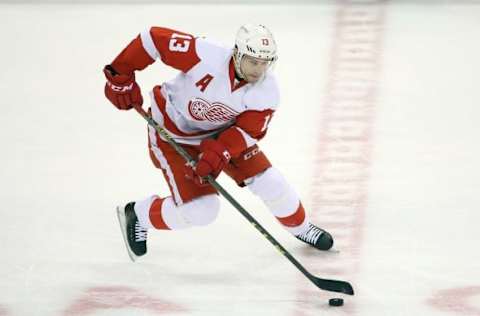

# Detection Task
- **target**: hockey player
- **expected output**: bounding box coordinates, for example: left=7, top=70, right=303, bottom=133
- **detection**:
left=103, top=24, right=334, bottom=261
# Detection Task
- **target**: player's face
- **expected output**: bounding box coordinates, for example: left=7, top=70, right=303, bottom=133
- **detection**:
left=240, top=55, right=270, bottom=83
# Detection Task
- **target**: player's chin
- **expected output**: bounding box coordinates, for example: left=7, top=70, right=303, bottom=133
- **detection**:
left=246, top=74, right=261, bottom=83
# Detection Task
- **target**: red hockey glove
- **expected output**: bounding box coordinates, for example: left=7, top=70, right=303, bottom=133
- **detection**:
left=103, top=65, right=143, bottom=110
left=185, top=139, right=231, bottom=186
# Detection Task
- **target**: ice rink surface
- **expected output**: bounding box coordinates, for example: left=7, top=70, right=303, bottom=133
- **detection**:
left=1, top=1, right=480, bottom=315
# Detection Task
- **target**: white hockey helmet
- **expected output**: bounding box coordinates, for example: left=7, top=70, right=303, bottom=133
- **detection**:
left=233, top=24, right=278, bottom=78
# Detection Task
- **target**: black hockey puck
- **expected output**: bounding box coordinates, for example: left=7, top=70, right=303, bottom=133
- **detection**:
left=329, top=298, right=344, bottom=306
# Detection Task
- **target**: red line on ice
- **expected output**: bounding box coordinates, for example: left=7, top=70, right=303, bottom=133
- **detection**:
left=428, top=286, right=480, bottom=316
left=293, top=1, right=387, bottom=315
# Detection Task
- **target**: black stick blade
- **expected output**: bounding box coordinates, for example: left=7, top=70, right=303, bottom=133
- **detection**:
left=313, top=277, right=355, bottom=295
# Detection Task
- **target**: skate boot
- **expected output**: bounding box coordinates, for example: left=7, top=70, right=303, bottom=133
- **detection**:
left=116, top=202, right=148, bottom=261
left=295, top=223, right=333, bottom=251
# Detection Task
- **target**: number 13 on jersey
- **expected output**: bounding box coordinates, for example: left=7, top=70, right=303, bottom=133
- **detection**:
left=261, top=114, right=272, bottom=132
left=169, top=33, right=192, bottom=52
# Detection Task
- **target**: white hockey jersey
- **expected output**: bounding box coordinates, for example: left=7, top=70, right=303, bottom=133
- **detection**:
left=109, top=26, right=280, bottom=157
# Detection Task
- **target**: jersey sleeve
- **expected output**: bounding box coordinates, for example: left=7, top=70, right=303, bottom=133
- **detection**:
left=109, top=26, right=201, bottom=75
left=109, top=34, right=156, bottom=75
left=217, top=75, right=279, bottom=158
left=217, top=109, right=275, bottom=158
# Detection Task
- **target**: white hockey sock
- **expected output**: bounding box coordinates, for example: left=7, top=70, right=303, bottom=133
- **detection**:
left=247, top=167, right=310, bottom=234
left=134, top=194, right=220, bottom=230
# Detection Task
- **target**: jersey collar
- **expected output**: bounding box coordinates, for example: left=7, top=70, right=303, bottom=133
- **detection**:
left=229, top=57, right=248, bottom=92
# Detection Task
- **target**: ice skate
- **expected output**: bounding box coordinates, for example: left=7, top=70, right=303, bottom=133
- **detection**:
left=116, top=202, right=148, bottom=261
left=295, top=223, right=333, bottom=251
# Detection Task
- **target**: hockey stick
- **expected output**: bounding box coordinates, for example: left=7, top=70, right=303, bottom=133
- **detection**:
left=133, top=104, right=354, bottom=296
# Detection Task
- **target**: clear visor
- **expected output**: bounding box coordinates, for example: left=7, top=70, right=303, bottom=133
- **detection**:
left=242, top=54, right=274, bottom=66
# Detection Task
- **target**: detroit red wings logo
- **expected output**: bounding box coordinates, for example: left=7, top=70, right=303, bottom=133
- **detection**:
left=188, top=98, right=239, bottom=122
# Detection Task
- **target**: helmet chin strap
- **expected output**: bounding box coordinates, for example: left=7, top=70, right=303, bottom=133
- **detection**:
left=233, top=48, right=245, bottom=80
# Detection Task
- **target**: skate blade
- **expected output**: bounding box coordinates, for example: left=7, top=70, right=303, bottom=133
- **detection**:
left=116, top=206, right=139, bottom=262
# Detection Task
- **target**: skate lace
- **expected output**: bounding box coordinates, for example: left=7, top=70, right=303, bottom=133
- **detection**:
left=134, top=222, right=148, bottom=242
left=297, top=224, right=323, bottom=244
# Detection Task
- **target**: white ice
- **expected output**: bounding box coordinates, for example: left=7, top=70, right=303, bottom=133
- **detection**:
left=1, top=2, right=479, bottom=316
